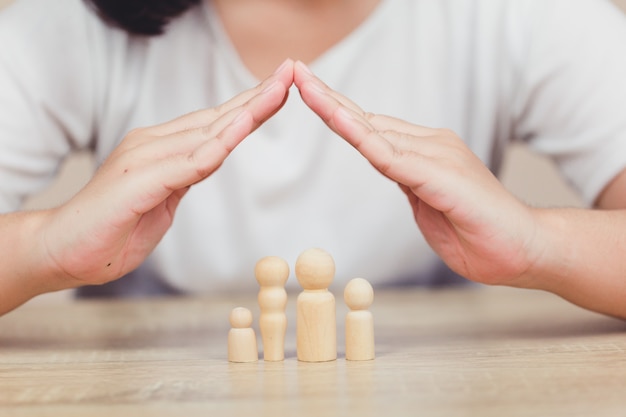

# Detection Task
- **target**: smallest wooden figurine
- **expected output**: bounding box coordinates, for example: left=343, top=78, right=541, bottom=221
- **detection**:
left=228, top=307, right=258, bottom=363
left=344, top=278, right=375, bottom=361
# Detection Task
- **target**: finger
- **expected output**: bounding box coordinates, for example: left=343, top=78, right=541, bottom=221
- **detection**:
left=294, top=69, right=401, bottom=178
left=336, top=106, right=485, bottom=217
left=114, top=77, right=290, bottom=171
left=332, top=106, right=399, bottom=177
left=295, top=61, right=437, bottom=138
left=367, top=114, right=439, bottom=138
left=293, top=61, right=361, bottom=113
left=183, top=79, right=290, bottom=156
left=294, top=61, right=369, bottom=123
left=144, top=59, right=294, bottom=137
left=333, top=105, right=442, bottom=191
left=372, top=129, right=466, bottom=163
left=295, top=71, right=411, bottom=169
left=163, top=79, right=289, bottom=156
left=108, top=79, right=285, bottom=213
left=112, top=111, right=250, bottom=215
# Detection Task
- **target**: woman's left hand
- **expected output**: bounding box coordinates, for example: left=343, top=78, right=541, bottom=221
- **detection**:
left=294, top=61, right=542, bottom=287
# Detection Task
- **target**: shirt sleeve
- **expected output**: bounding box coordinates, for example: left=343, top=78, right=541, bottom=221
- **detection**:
left=0, top=0, right=97, bottom=212
left=512, top=0, right=626, bottom=205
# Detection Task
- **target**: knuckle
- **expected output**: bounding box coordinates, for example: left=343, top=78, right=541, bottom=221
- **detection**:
left=187, top=151, right=220, bottom=179
left=209, top=103, right=227, bottom=119
left=115, top=127, right=152, bottom=154
left=123, top=127, right=148, bottom=142
left=199, top=124, right=216, bottom=140
left=436, top=128, right=458, bottom=138
left=363, top=111, right=377, bottom=122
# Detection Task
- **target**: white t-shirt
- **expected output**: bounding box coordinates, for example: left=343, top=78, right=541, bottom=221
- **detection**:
left=1, top=0, right=626, bottom=293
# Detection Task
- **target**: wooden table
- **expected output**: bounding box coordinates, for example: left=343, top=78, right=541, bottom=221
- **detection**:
left=1, top=286, right=626, bottom=416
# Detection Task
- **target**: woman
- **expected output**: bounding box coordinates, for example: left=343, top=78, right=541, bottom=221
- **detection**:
left=1, top=0, right=626, bottom=317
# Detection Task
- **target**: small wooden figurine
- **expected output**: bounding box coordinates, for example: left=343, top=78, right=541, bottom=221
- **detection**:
left=228, top=307, right=258, bottom=363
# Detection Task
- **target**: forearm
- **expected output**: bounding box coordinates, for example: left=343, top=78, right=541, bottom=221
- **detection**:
left=0, top=210, right=62, bottom=315
left=521, top=208, right=626, bottom=319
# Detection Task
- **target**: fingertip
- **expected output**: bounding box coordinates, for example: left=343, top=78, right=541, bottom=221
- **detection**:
left=294, top=60, right=314, bottom=86
left=296, top=79, right=332, bottom=122
left=294, top=63, right=334, bottom=104
left=260, top=80, right=280, bottom=95
left=295, top=60, right=313, bottom=75
left=273, top=58, right=292, bottom=75
left=273, top=58, right=295, bottom=87
left=260, top=78, right=291, bottom=110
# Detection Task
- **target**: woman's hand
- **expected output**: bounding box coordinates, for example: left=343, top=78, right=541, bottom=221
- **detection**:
left=294, top=61, right=541, bottom=287
left=39, top=60, right=294, bottom=289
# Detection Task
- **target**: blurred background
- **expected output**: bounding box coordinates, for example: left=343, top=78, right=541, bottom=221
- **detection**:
left=1, top=0, right=626, bottom=210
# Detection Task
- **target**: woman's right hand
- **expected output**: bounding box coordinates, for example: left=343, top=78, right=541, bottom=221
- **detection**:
left=35, top=59, right=294, bottom=291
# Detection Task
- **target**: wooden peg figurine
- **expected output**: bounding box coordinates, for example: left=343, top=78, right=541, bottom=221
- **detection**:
left=228, top=307, right=258, bottom=363
left=344, top=278, right=375, bottom=361
left=255, top=256, right=289, bottom=361
left=295, top=248, right=337, bottom=362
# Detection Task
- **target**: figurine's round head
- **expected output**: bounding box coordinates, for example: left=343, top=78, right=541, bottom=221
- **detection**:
left=229, top=307, right=253, bottom=329
left=255, top=256, right=289, bottom=287
left=295, top=248, right=335, bottom=290
left=344, top=278, right=374, bottom=310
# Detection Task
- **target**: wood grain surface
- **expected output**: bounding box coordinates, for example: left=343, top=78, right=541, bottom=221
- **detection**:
left=1, top=286, right=626, bottom=416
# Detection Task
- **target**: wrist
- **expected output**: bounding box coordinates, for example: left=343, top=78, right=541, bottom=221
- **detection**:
left=517, top=208, right=577, bottom=292
left=30, top=208, right=75, bottom=292
left=0, top=209, right=66, bottom=315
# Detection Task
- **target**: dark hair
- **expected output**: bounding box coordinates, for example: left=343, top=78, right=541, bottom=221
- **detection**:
left=83, top=0, right=201, bottom=36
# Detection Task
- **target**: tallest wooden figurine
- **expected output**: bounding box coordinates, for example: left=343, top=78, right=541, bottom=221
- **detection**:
left=295, top=248, right=337, bottom=362
left=255, top=256, right=289, bottom=361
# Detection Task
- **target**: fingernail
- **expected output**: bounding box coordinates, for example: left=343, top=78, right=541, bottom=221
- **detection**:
left=230, top=110, right=248, bottom=126
left=296, top=61, right=314, bottom=75
left=273, top=59, right=291, bottom=75
left=337, top=107, right=355, bottom=120
left=306, top=79, right=327, bottom=95
left=261, top=80, right=279, bottom=94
